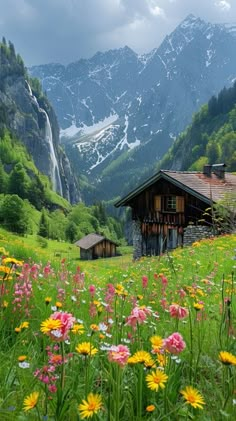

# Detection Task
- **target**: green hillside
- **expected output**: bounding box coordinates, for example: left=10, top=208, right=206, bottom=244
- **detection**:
left=158, top=82, right=236, bottom=171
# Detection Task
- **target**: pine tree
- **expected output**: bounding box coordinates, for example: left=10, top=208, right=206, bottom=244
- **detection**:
left=38, top=209, right=49, bottom=238
left=8, top=162, right=29, bottom=199
left=65, top=221, right=78, bottom=243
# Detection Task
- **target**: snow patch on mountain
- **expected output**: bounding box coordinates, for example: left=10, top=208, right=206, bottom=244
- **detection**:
left=60, top=114, right=119, bottom=138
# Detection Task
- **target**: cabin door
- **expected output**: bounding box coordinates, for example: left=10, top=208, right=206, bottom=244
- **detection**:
left=167, top=228, right=178, bottom=249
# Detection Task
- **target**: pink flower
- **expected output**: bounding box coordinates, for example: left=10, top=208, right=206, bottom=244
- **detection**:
left=178, top=288, right=186, bottom=299
left=89, top=302, right=97, bottom=318
left=161, top=276, right=168, bottom=287
left=169, top=304, right=189, bottom=319
left=48, top=384, right=57, bottom=393
left=108, top=344, right=130, bottom=367
left=164, top=332, right=186, bottom=354
left=89, top=284, right=96, bottom=297
left=43, top=263, right=52, bottom=278
left=159, top=298, right=168, bottom=310
left=126, top=306, right=150, bottom=329
left=51, top=311, right=75, bottom=341
left=142, top=275, right=148, bottom=288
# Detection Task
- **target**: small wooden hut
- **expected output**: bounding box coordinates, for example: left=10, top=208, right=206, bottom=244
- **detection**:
left=75, top=233, right=117, bottom=260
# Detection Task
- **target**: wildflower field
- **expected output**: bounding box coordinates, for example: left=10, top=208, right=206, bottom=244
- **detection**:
left=0, top=234, right=236, bottom=420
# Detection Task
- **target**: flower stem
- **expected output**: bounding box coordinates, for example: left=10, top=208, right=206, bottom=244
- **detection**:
left=137, top=365, right=143, bottom=420
left=60, top=341, right=65, bottom=390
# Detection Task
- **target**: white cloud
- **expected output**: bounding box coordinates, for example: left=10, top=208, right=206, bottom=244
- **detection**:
left=215, top=1, right=231, bottom=12
left=147, top=0, right=165, bottom=17
left=1, top=0, right=236, bottom=65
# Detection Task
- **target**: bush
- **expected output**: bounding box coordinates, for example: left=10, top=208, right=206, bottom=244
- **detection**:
left=37, top=235, right=48, bottom=248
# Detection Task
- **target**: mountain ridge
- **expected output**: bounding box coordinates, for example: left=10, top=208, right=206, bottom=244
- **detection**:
left=29, top=14, right=236, bottom=203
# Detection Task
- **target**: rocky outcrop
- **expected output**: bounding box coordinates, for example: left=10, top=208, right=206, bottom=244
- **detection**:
left=0, top=68, right=80, bottom=203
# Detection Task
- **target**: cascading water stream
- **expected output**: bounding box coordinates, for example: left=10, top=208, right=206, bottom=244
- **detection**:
left=26, top=81, right=63, bottom=196
left=43, top=111, right=63, bottom=196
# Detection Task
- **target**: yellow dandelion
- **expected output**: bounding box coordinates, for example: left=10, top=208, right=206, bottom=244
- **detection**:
left=194, top=303, right=204, bottom=311
left=2, top=300, right=8, bottom=308
left=55, top=301, right=62, bottom=308
left=146, top=369, right=168, bottom=392
left=78, top=393, right=102, bottom=419
left=93, top=300, right=101, bottom=306
left=115, top=284, right=127, bottom=295
left=23, top=391, right=39, bottom=411
left=76, top=342, right=98, bottom=356
left=20, top=321, right=29, bottom=329
left=15, top=327, right=21, bottom=333
left=0, top=265, right=11, bottom=274
left=71, top=324, right=85, bottom=335
left=180, top=386, right=205, bottom=409
left=128, top=350, right=155, bottom=368
left=150, top=335, right=164, bottom=351
left=219, top=351, right=236, bottom=366
left=18, top=355, right=27, bottom=362
left=146, top=404, right=155, bottom=412
left=2, top=257, right=23, bottom=266
left=40, top=318, right=63, bottom=335
left=157, top=353, right=168, bottom=367
left=90, top=324, right=99, bottom=331
left=45, top=297, right=52, bottom=305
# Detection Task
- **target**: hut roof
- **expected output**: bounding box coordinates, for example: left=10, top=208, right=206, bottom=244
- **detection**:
left=115, top=169, right=236, bottom=207
left=75, top=233, right=117, bottom=250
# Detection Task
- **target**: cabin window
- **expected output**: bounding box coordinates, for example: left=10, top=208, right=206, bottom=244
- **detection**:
left=163, top=196, right=176, bottom=212
left=154, top=195, right=184, bottom=212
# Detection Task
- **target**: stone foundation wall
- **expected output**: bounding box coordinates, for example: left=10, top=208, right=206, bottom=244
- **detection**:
left=183, top=225, right=214, bottom=247
left=132, top=220, right=142, bottom=260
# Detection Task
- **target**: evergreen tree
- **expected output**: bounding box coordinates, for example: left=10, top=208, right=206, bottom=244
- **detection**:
left=8, top=162, right=29, bottom=199
left=0, top=159, right=7, bottom=193
left=1, top=194, right=28, bottom=234
left=28, top=176, right=46, bottom=210
left=208, top=95, right=218, bottom=117
left=38, top=209, right=49, bottom=238
left=65, top=221, right=78, bottom=243
left=93, top=202, right=108, bottom=226
left=207, top=141, right=220, bottom=164
left=8, top=41, right=16, bottom=59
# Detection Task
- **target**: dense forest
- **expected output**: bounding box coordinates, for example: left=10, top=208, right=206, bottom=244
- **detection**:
left=158, top=82, right=236, bottom=172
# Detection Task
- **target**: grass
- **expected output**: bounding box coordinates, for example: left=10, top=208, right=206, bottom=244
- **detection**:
left=0, top=231, right=235, bottom=420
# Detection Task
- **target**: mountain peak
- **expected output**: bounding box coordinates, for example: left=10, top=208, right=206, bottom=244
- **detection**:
left=180, top=14, right=206, bottom=29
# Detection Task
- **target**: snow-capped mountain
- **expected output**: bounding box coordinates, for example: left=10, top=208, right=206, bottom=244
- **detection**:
left=29, top=14, right=236, bottom=202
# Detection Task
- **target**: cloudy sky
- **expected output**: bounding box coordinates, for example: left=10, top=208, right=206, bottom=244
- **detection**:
left=0, top=0, right=235, bottom=66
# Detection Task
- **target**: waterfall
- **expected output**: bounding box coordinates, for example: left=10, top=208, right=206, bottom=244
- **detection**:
left=44, top=112, right=63, bottom=196
left=26, top=81, right=63, bottom=196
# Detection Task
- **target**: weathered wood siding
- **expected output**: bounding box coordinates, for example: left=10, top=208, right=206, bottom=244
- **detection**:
left=80, top=240, right=117, bottom=260
left=129, top=179, right=212, bottom=256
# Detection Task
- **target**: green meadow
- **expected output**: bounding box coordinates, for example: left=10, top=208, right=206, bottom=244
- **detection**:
left=0, top=230, right=236, bottom=420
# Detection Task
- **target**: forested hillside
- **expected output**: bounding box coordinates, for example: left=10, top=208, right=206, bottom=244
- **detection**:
left=0, top=39, right=125, bottom=244
left=158, top=82, right=236, bottom=171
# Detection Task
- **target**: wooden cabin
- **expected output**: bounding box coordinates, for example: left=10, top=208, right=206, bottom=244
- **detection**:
left=75, top=233, right=117, bottom=260
left=115, top=164, right=236, bottom=259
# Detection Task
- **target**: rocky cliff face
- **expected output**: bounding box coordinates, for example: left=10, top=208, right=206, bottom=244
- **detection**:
left=29, top=14, right=236, bottom=202
left=0, top=47, right=80, bottom=203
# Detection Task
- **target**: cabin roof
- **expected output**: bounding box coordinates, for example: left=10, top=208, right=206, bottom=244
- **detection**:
left=75, top=233, right=117, bottom=250
left=115, top=170, right=236, bottom=207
